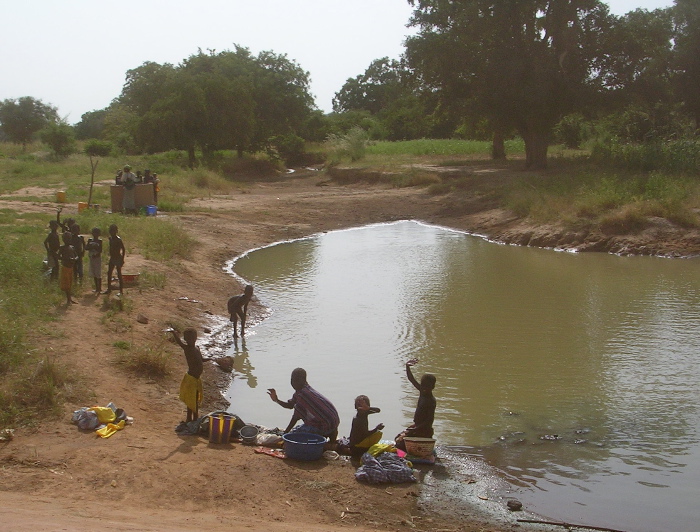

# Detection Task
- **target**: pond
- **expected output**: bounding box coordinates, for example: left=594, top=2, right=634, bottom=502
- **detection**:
left=223, top=220, right=700, bottom=532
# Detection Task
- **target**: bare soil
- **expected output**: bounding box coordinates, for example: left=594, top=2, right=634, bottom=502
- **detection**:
left=1, top=166, right=698, bottom=532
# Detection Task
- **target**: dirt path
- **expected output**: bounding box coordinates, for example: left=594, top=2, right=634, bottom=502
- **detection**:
left=1, top=169, right=697, bottom=531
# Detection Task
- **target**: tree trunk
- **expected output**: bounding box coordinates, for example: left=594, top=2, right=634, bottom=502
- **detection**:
left=491, top=129, right=506, bottom=160
left=88, top=156, right=98, bottom=206
left=187, top=146, right=196, bottom=169
left=523, top=131, right=549, bottom=170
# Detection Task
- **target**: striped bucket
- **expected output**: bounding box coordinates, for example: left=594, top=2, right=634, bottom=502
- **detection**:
left=208, top=413, right=236, bottom=444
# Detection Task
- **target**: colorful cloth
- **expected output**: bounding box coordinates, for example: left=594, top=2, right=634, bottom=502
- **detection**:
left=60, top=265, right=73, bottom=292
left=290, top=384, right=340, bottom=437
left=96, top=419, right=126, bottom=438
left=180, top=372, right=203, bottom=412
left=355, top=452, right=416, bottom=484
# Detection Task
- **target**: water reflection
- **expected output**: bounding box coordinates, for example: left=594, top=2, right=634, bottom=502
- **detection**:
left=226, top=220, right=700, bottom=532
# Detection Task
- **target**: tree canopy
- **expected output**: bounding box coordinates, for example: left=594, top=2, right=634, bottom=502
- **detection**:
left=115, top=46, right=315, bottom=166
left=0, top=96, right=58, bottom=147
left=405, top=0, right=613, bottom=169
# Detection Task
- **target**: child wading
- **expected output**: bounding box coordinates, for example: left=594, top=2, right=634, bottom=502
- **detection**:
left=394, top=358, right=436, bottom=452
left=227, top=284, right=254, bottom=338
left=104, top=224, right=125, bottom=295
left=171, top=328, right=204, bottom=422
left=86, top=227, right=103, bottom=293
left=58, top=231, right=78, bottom=305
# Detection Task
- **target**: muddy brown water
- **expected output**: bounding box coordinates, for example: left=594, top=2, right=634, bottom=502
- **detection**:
left=218, top=220, right=699, bottom=532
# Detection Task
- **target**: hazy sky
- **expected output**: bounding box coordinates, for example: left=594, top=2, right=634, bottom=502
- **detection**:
left=1, top=0, right=674, bottom=124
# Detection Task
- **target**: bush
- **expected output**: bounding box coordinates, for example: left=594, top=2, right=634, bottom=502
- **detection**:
left=325, top=127, right=368, bottom=164
left=39, top=122, right=76, bottom=158
left=84, top=139, right=113, bottom=157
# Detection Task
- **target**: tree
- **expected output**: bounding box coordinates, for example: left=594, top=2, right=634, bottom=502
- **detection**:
left=74, top=109, right=108, bottom=140
left=116, top=46, right=315, bottom=167
left=673, top=0, right=700, bottom=129
left=0, top=96, right=58, bottom=148
left=39, top=121, right=75, bottom=158
left=84, top=140, right=113, bottom=206
left=406, top=0, right=612, bottom=169
left=596, top=8, right=674, bottom=111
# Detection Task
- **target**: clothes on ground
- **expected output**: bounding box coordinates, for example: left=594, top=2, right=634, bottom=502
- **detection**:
left=179, top=372, right=203, bottom=413
left=290, top=383, right=340, bottom=437
left=355, top=451, right=416, bottom=484
left=72, top=402, right=131, bottom=436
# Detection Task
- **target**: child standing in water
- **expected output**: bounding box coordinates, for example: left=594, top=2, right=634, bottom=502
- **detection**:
left=227, top=284, right=254, bottom=338
left=86, top=227, right=103, bottom=293
left=57, top=232, right=78, bottom=305
left=104, top=224, right=125, bottom=295
left=394, top=358, right=436, bottom=452
left=170, top=328, right=204, bottom=422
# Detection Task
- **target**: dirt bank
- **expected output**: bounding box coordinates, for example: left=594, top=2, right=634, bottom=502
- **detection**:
left=1, top=168, right=696, bottom=531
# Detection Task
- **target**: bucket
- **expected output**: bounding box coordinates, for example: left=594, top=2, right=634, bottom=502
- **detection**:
left=146, top=205, right=157, bottom=216
left=404, top=437, right=436, bottom=458
left=78, top=201, right=88, bottom=212
left=208, top=413, right=236, bottom=444
left=56, top=191, right=66, bottom=203
left=239, top=424, right=259, bottom=445
left=282, top=432, right=327, bottom=461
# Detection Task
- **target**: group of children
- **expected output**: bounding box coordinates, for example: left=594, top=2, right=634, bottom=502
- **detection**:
left=173, top=291, right=438, bottom=456
left=43, top=209, right=126, bottom=304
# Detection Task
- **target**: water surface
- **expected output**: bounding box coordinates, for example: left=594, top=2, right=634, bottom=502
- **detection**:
left=224, top=220, right=700, bottom=532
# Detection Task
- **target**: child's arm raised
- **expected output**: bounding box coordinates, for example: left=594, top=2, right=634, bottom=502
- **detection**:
left=405, top=359, right=421, bottom=390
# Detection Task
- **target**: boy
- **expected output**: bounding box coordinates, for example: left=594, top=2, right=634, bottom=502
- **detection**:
left=170, top=328, right=204, bottom=422
left=58, top=231, right=78, bottom=304
left=394, top=358, right=436, bottom=452
left=227, top=284, right=254, bottom=338
left=86, top=227, right=103, bottom=293
left=104, top=224, right=125, bottom=294
left=44, top=219, right=61, bottom=280
left=71, top=223, right=86, bottom=281
left=342, top=395, right=384, bottom=457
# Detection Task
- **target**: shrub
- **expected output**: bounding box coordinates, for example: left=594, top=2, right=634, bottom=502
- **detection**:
left=325, top=127, right=368, bottom=164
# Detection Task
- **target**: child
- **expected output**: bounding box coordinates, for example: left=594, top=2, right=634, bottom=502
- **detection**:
left=71, top=223, right=86, bottom=281
left=44, top=219, right=61, bottom=280
left=341, top=395, right=385, bottom=457
left=394, top=359, right=436, bottom=452
left=170, top=328, right=204, bottom=422
left=58, top=232, right=78, bottom=305
left=104, top=224, right=125, bottom=294
left=86, top=227, right=103, bottom=293
left=227, top=284, right=254, bottom=338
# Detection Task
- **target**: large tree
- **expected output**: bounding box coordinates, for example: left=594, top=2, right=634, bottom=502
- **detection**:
left=406, top=0, right=612, bottom=169
left=673, top=0, right=700, bottom=129
left=0, top=96, right=58, bottom=148
left=116, top=46, right=314, bottom=166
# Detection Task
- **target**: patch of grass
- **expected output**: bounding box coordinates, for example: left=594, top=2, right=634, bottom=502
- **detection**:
left=391, top=170, right=441, bottom=188
left=113, top=340, right=131, bottom=350
left=114, top=341, right=172, bottom=379
left=140, top=270, right=167, bottom=289
left=427, top=182, right=452, bottom=195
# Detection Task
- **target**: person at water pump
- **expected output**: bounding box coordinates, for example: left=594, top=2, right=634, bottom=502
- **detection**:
left=227, top=284, right=253, bottom=338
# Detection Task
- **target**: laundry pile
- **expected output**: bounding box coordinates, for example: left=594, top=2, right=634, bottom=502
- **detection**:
left=72, top=402, right=133, bottom=438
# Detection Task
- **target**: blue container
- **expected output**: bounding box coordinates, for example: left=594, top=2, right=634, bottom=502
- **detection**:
left=146, top=205, right=157, bottom=216
left=282, top=432, right=327, bottom=461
